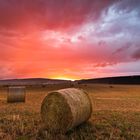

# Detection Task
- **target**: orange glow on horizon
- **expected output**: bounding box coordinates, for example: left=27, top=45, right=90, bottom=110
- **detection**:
left=0, top=0, right=139, bottom=79
left=51, top=76, right=76, bottom=81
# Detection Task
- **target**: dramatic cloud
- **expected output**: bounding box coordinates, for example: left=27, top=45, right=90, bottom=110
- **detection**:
left=0, top=0, right=140, bottom=79
left=0, top=0, right=116, bottom=30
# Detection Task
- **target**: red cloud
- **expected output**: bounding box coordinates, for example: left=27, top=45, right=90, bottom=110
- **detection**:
left=0, top=0, right=140, bottom=79
left=0, top=0, right=115, bottom=31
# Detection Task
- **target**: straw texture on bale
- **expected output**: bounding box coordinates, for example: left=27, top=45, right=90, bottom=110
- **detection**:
left=41, top=88, right=92, bottom=134
left=7, top=86, right=26, bottom=103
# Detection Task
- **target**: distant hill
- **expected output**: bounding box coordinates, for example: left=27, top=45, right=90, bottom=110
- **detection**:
left=0, top=76, right=140, bottom=86
left=0, top=78, right=71, bottom=86
left=76, top=75, right=140, bottom=85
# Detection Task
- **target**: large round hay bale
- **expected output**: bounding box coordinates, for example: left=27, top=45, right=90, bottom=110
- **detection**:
left=7, top=86, right=26, bottom=103
left=41, top=88, right=92, bottom=134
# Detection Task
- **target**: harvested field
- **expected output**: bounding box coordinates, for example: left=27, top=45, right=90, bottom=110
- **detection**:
left=0, top=84, right=140, bottom=139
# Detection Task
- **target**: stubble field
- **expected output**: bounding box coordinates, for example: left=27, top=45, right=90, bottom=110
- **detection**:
left=0, top=84, right=140, bottom=140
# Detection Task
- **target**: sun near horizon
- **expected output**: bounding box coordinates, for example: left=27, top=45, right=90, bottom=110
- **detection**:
left=51, top=76, right=76, bottom=81
left=0, top=0, right=139, bottom=80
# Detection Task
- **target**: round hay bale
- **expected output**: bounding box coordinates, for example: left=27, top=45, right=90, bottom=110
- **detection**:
left=7, top=86, right=26, bottom=103
left=41, top=88, right=92, bottom=134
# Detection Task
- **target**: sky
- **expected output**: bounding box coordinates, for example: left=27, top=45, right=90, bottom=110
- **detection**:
left=0, top=0, right=140, bottom=80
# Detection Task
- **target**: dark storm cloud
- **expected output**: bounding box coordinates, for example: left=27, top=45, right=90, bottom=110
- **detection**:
left=116, top=0, right=140, bottom=13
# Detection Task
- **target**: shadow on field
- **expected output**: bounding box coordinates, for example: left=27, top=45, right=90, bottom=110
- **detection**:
left=67, top=122, right=96, bottom=140
left=37, top=122, right=96, bottom=140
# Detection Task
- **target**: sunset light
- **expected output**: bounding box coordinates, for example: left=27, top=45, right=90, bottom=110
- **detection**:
left=0, top=0, right=139, bottom=79
left=52, top=76, right=76, bottom=81
left=0, top=1, right=140, bottom=139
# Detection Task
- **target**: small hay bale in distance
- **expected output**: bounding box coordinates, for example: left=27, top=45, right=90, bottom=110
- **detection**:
left=41, top=88, right=92, bottom=134
left=7, top=86, right=26, bottom=103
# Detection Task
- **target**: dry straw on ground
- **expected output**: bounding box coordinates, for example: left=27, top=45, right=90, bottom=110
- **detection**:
left=7, top=86, right=26, bottom=103
left=41, top=88, right=92, bottom=134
